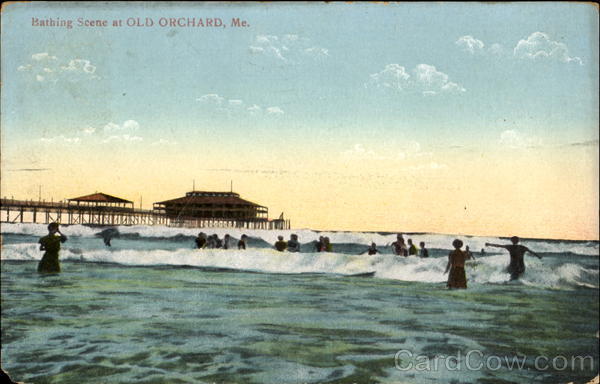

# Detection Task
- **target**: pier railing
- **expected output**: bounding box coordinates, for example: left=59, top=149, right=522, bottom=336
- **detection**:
left=0, top=198, right=290, bottom=230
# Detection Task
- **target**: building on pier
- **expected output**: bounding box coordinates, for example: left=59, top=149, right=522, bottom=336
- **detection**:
left=152, top=191, right=268, bottom=221
left=1, top=190, right=290, bottom=229
left=68, top=192, right=134, bottom=212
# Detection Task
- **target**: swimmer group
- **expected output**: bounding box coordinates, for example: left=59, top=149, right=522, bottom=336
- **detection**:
left=41, top=223, right=543, bottom=289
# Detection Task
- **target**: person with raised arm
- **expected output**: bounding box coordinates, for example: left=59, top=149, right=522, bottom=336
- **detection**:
left=361, top=242, right=380, bottom=255
left=38, top=222, right=68, bottom=273
left=485, top=236, right=542, bottom=280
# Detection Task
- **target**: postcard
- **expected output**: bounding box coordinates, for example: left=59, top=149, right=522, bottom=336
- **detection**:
left=1, top=2, right=598, bottom=383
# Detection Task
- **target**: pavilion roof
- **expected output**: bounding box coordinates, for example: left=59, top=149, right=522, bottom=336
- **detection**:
left=156, top=192, right=264, bottom=208
left=68, top=192, right=133, bottom=204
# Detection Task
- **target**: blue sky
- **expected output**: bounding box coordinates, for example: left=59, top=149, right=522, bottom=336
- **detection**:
left=3, top=2, right=597, bottom=147
left=2, top=2, right=598, bottom=238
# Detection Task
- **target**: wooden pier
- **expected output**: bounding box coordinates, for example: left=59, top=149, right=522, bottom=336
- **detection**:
left=0, top=198, right=291, bottom=230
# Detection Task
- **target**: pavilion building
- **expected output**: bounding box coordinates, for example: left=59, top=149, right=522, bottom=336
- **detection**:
left=68, top=192, right=134, bottom=211
left=152, top=191, right=268, bottom=222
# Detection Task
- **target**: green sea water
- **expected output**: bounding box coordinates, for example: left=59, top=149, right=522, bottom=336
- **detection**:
left=2, top=259, right=598, bottom=384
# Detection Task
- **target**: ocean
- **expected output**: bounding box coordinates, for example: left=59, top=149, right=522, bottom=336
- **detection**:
left=1, top=223, right=598, bottom=384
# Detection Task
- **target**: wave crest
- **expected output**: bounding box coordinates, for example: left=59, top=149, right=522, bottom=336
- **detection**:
left=1, top=223, right=598, bottom=256
left=2, top=243, right=597, bottom=290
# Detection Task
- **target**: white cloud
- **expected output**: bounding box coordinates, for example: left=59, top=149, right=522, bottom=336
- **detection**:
left=342, top=144, right=386, bottom=161
left=249, top=34, right=329, bottom=63
left=414, top=64, right=465, bottom=93
left=81, top=126, right=96, bottom=135
left=198, top=94, right=283, bottom=117
left=304, top=47, right=329, bottom=57
left=456, top=35, right=485, bottom=54
left=102, top=136, right=121, bottom=143
left=103, top=122, right=120, bottom=132
left=103, top=120, right=140, bottom=132
left=31, top=52, right=57, bottom=61
left=249, top=35, right=287, bottom=61
left=18, top=54, right=98, bottom=82
left=197, top=94, right=225, bottom=106
left=368, top=64, right=464, bottom=95
left=265, top=106, right=284, bottom=115
left=122, top=120, right=140, bottom=131
left=264, top=45, right=287, bottom=61
left=61, top=59, right=97, bottom=74
left=151, top=139, right=177, bottom=146
left=228, top=99, right=244, bottom=106
left=455, top=35, right=503, bottom=56
left=100, top=121, right=143, bottom=143
left=283, top=34, right=299, bottom=42
left=102, top=134, right=143, bottom=144
left=514, top=32, right=582, bottom=65
left=256, top=34, right=278, bottom=44
left=369, top=64, right=411, bottom=90
left=247, top=104, right=262, bottom=115
left=38, top=120, right=145, bottom=145
left=454, top=32, right=582, bottom=68
left=500, top=129, right=542, bottom=148
left=343, top=141, right=431, bottom=162
left=123, top=135, right=142, bottom=141
left=415, top=64, right=465, bottom=94
left=396, top=141, right=432, bottom=160
left=500, top=130, right=522, bottom=148
left=40, top=135, right=80, bottom=144
left=248, top=46, right=265, bottom=54
left=440, top=81, right=465, bottom=93
left=102, top=136, right=120, bottom=143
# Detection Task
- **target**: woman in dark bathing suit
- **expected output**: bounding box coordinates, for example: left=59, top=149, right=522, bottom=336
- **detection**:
left=38, top=222, right=68, bottom=273
left=444, top=239, right=472, bottom=289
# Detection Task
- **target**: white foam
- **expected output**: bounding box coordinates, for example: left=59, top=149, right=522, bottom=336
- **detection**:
left=2, top=223, right=598, bottom=256
left=2, top=242, right=597, bottom=290
left=0, top=223, right=99, bottom=237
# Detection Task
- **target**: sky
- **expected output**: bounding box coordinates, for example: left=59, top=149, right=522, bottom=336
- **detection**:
left=1, top=2, right=598, bottom=240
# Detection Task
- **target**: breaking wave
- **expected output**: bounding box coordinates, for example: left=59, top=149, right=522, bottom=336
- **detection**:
left=1, top=223, right=598, bottom=256
left=2, top=242, right=597, bottom=290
